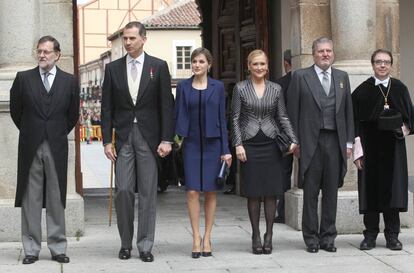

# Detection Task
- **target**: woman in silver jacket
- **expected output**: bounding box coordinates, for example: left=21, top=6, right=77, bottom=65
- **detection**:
left=231, top=49, right=297, bottom=254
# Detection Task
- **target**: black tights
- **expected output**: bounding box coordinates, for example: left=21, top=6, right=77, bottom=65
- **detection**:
left=247, top=196, right=276, bottom=240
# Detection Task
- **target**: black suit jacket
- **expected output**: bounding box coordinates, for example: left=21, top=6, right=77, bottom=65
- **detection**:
left=101, top=53, right=174, bottom=154
left=10, top=66, right=79, bottom=207
left=275, top=71, right=291, bottom=104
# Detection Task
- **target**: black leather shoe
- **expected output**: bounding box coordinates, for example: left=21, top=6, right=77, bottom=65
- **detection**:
left=252, top=235, right=263, bottom=255
left=22, top=255, right=38, bottom=264
left=140, top=252, right=154, bottom=262
left=224, top=186, right=235, bottom=195
left=52, top=254, right=70, bottom=263
left=360, top=238, right=376, bottom=250
left=274, top=216, right=285, bottom=224
left=306, top=244, right=319, bottom=253
left=386, top=238, right=403, bottom=251
left=118, top=248, right=131, bottom=260
left=320, top=244, right=337, bottom=252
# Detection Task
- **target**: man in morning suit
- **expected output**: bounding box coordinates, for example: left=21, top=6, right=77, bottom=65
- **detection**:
left=101, top=21, right=174, bottom=262
left=287, top=37, right=354, bottom=253
left=274, top=49, right=292, bottom=223
left=10, top=35, right=79, bottom=264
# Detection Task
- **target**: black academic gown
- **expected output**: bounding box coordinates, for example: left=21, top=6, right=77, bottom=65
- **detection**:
left=352, top=77, right=414, bottom=214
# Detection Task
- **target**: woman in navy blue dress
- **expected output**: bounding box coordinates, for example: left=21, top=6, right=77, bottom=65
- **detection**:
left=175, top=47, right=232, bottom=258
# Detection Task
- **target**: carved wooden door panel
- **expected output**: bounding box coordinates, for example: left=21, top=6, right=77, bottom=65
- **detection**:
left=211, top=0, right=269, bottom=87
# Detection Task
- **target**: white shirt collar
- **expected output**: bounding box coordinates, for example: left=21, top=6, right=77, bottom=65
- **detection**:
left=314, top=64, right=332, bottom=75
left=126, top=52, right=145, bottom=64
left=374, top=76, right=390, bottom=87
left=39, top=65, right=57, bottom=76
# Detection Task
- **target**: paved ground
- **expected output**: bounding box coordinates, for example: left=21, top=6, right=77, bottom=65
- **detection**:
left=1, top=141, right=414, bottom=272
left=1, top=188, right=414, bottom=273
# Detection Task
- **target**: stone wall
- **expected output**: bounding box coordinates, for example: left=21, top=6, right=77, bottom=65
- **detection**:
left=0, top=0, right=84, bottom=241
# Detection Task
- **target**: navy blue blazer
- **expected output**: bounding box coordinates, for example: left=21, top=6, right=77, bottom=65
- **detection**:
left=175, top=76, right=230, bottom=155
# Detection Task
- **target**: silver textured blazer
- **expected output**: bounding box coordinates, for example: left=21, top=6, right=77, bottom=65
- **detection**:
left=231, top=79, right=297, bottom=147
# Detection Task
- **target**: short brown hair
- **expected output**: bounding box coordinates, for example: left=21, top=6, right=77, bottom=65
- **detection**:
left=37, top=35, right=60, bottom=52
left=191, top=47, right=213, bottom=65
left=371, top=49, right=393, bottom=65
left=124, top=21, right=146, bottom=37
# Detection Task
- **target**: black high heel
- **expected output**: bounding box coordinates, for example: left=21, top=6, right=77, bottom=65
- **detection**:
left=202, top=240, right=212, bottom=257
left=191, top=236, right=202, bottom=259
left=263, top=233, right=273, bottom=254
left=252, top=234, right=263, bottom=254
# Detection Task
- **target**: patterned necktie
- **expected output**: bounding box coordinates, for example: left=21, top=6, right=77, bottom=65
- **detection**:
left=322, top=71, right=330, bottom=96
left=43, top=72, right=51, bottom=92
left=131, top=60, right=138, bottom=81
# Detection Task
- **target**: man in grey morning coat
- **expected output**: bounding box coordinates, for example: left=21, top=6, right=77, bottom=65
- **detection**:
left=10, top=35, right=79, bottom=264
left=287, top=37, right=354, bottom=253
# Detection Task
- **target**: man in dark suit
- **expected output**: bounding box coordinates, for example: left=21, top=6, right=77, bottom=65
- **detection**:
left=274, top=49, right=292, bottom=223
left=287, top=37, right=354, bottom=253
left=101, top=21, right=174, bottom=262
left=10, top=35, right=79, bottom=264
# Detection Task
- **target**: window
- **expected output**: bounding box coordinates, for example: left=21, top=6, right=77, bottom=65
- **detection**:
left=172, top=40, right=197, bottom=79
left=176, top=46, right=192, bottom=70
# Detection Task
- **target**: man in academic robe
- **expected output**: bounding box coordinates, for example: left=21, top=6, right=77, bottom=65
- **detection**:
left=353, top=49, right=414, bottom=251
left=10, top=35, right=79, bottom=264
left=287, top=37, right=354, bottom=253
left=101, top=21, right=174, bottom=262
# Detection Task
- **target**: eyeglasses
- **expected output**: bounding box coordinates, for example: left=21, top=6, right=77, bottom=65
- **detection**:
left=373, top=60, right=392, bottom=66
left=35, top=49, right=55, bottom=56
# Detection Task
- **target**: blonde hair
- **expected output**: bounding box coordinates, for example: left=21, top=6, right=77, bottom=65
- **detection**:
left=247, top=49, right=268, bottom=65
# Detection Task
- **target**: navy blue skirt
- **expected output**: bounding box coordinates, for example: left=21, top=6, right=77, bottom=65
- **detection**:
left=183, top=137, right=222, bottom=192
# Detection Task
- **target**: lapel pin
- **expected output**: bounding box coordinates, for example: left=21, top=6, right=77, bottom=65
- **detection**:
left=150, top=68, right=154, bottom=80
left=339, top=81, right=344, bottom=89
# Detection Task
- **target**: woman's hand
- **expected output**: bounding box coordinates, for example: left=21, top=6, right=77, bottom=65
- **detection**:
left=286, top=143, right=298, bottom=155
left=236, top=145, right=247, bottom=162
left=293, top=145, right=300, bottom=158
left=221, top=154, right=232, bottom=167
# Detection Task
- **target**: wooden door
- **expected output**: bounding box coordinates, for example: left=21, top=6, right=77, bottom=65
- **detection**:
left=210, top=0, right=269, bottom=91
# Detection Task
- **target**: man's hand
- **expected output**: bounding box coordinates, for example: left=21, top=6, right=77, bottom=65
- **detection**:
left=354, top=158, right=363, bottom=170
left=104, top=143, right=117, bottom=162
left=346, top=148, right=352, bottom=159
left=236, top=145, right=247, bottom=162
left=157, top=142, right=172, bottom=158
